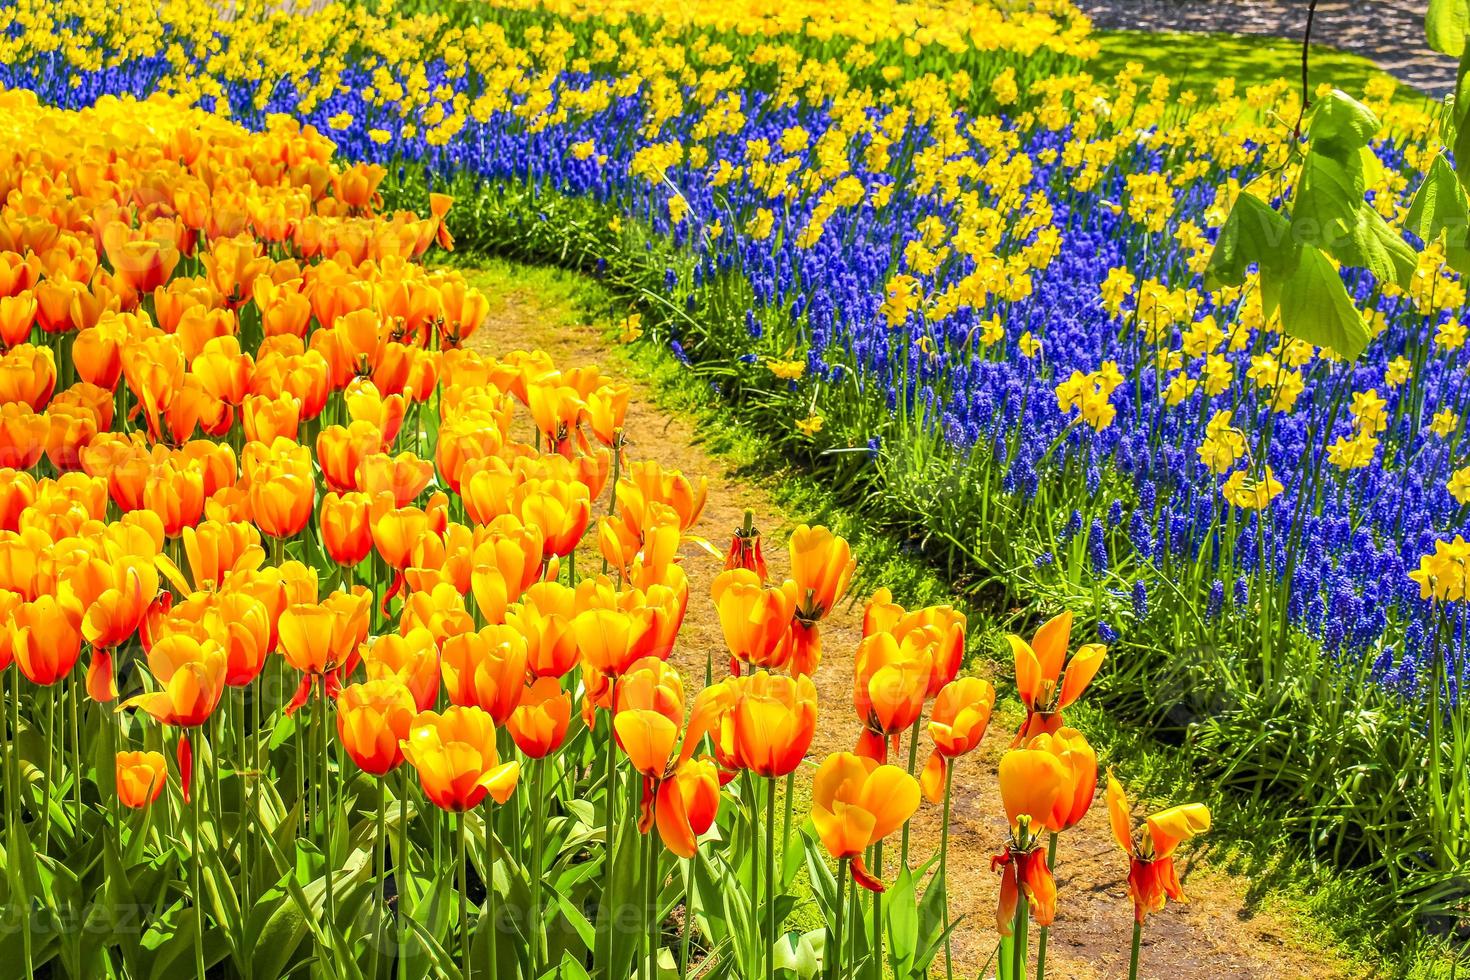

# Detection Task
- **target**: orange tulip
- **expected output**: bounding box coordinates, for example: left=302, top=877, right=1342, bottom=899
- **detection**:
left=618, top=461, right=707, bottom=533
left=920, top=676, right=995, bottom=803
left=242, top=392, right=301, bottom=443
left=526, top=381, right=582, bottom=457
left=993, top=745, right=1068, bottom=934
left=244, top=441, right=315, bottom=539
left=363, top=628, right=442, bottom=711
left=440, top=625, right=529, bottom=724
left=115, top=750, right=168, bottom=808
left=317, top=420, right=383, bottom=493
left=337, top=679, right=417, bottom=776
left=852, top=631, right=932, bottom=763
left=117, top=633, right=228, bottom=728
left=278, top=589, right=371, bottom=712
left=10, top=594, right=83, bottom=685
left=1010, top=611, right=1106, bottom=743
left=507, top=582, right=579, bottom=678
left=788, top=524, right=854, bottom=623
left=321, top=491, right=373, bottom=566
left=0, top=402, right=48, bottom=469
left=1106, top=771, right=1211, bottom=923
left=0, top=293, right=36, bottom=349
left=581, top=382, right=630, bottom=447
left=728, top=670, right=818, bottom=777
left=810, top=752, right=920, bottom=891
left=652, top=756, right=722, bottom=858
left=358, top=450, right=433, bottom=506
left=1027, top=727, right=1097, bottom=833
left=507, top=676, right=572, bottom=758
left=515, top=479, right=590, bottom=558
left=72, top=313, right=126, bottom=390
left=0, top=343, right=55, bottom=410
left=401, top=705, right=521, bottom=812
left=573, top=605, right=655, bottom=684
left=711, top=569, right=798, bottom=673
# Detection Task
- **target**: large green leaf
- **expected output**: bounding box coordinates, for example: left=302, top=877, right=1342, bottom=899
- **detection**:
left=1203, top=192, right=1293, bottom=291
left=1292, top=137, right=1414, bottom=289
left=885, top=865, right=918, bottom=977
left=1305, top=90, right=1380, bottom=153
left=1428, top=0, right=1470, bottom=56
left=1274, top=244, right=1372, bottom=359
left=1406, top=153, right=1470, bottom=273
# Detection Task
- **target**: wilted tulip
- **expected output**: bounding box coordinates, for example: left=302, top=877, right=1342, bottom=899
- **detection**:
left=1010, top=611, right=1106, bottom=743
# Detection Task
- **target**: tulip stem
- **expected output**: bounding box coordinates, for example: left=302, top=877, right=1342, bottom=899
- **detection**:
left=765, top=775, right=778, bottom=980
left=68, top=675, right=81, bottom=816
left=940, top=763, right=954, bottom=980
left=1035, top=832, right=1058, bottom=980
left=398, top=767, right=411, bottom=980
left=318, top=686, right=337, bottom=943
left=370, top=777, right=387, bottom=980
left=190, top=731, right=206, bottom=980
left=1128, top=918, right=1142, bottom=980
left=530, top=757, right=546, bottom=975
left=457, top=813, right=471, bottom=980
left=485, top=809, right=499, bottom=980
left=1011, top=891, right=1028, bottom=980
left=900, top=716, right=920, bottom=865
left=871, top=839, right=883, bottom=980
left=829, top=858, right=848, bottom=980
left=12, top=668, right=32, bottom=979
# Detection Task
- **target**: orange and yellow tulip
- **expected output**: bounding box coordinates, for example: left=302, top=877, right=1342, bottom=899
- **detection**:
left=920, top=676, right=995, bottom=803
left=117, top=633, right=228, bottom=728
left=401, top=705, right=520, bottom=812
left=440, top=624, right=529, bottom=724
left=507, top=676, right=572, bottom=758
left=711, top=568, right=798, bottom=673
left=810, top=751, right=920, bottom=891
left=115, top=750, right=168, bottom=809
left=728, top=670, right=818, bottom=777
left=337, top=679, right=417, bottom=776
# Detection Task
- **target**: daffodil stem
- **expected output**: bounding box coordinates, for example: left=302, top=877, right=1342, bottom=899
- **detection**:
left=1035, top=832, right=1058, bottom=980
left=1128, top=918, right=1143, bottom=980
left=458, top=814, right=470, bottom=980
left=766, top=775, right=778, bottom=980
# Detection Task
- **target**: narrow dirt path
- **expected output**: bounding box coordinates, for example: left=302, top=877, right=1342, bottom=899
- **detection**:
left=461, top=264, right=1356, bottom=979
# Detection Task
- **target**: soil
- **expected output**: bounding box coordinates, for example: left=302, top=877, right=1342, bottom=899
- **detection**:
left=465, top=272, right=1357, bottom=979
left=1077, top=0, right=1456, bottom=95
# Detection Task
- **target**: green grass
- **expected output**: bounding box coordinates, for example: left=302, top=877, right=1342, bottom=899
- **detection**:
left=1090, top=29, right=1435, bottom=108
left=454, top=255, right=1460, bottom=978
